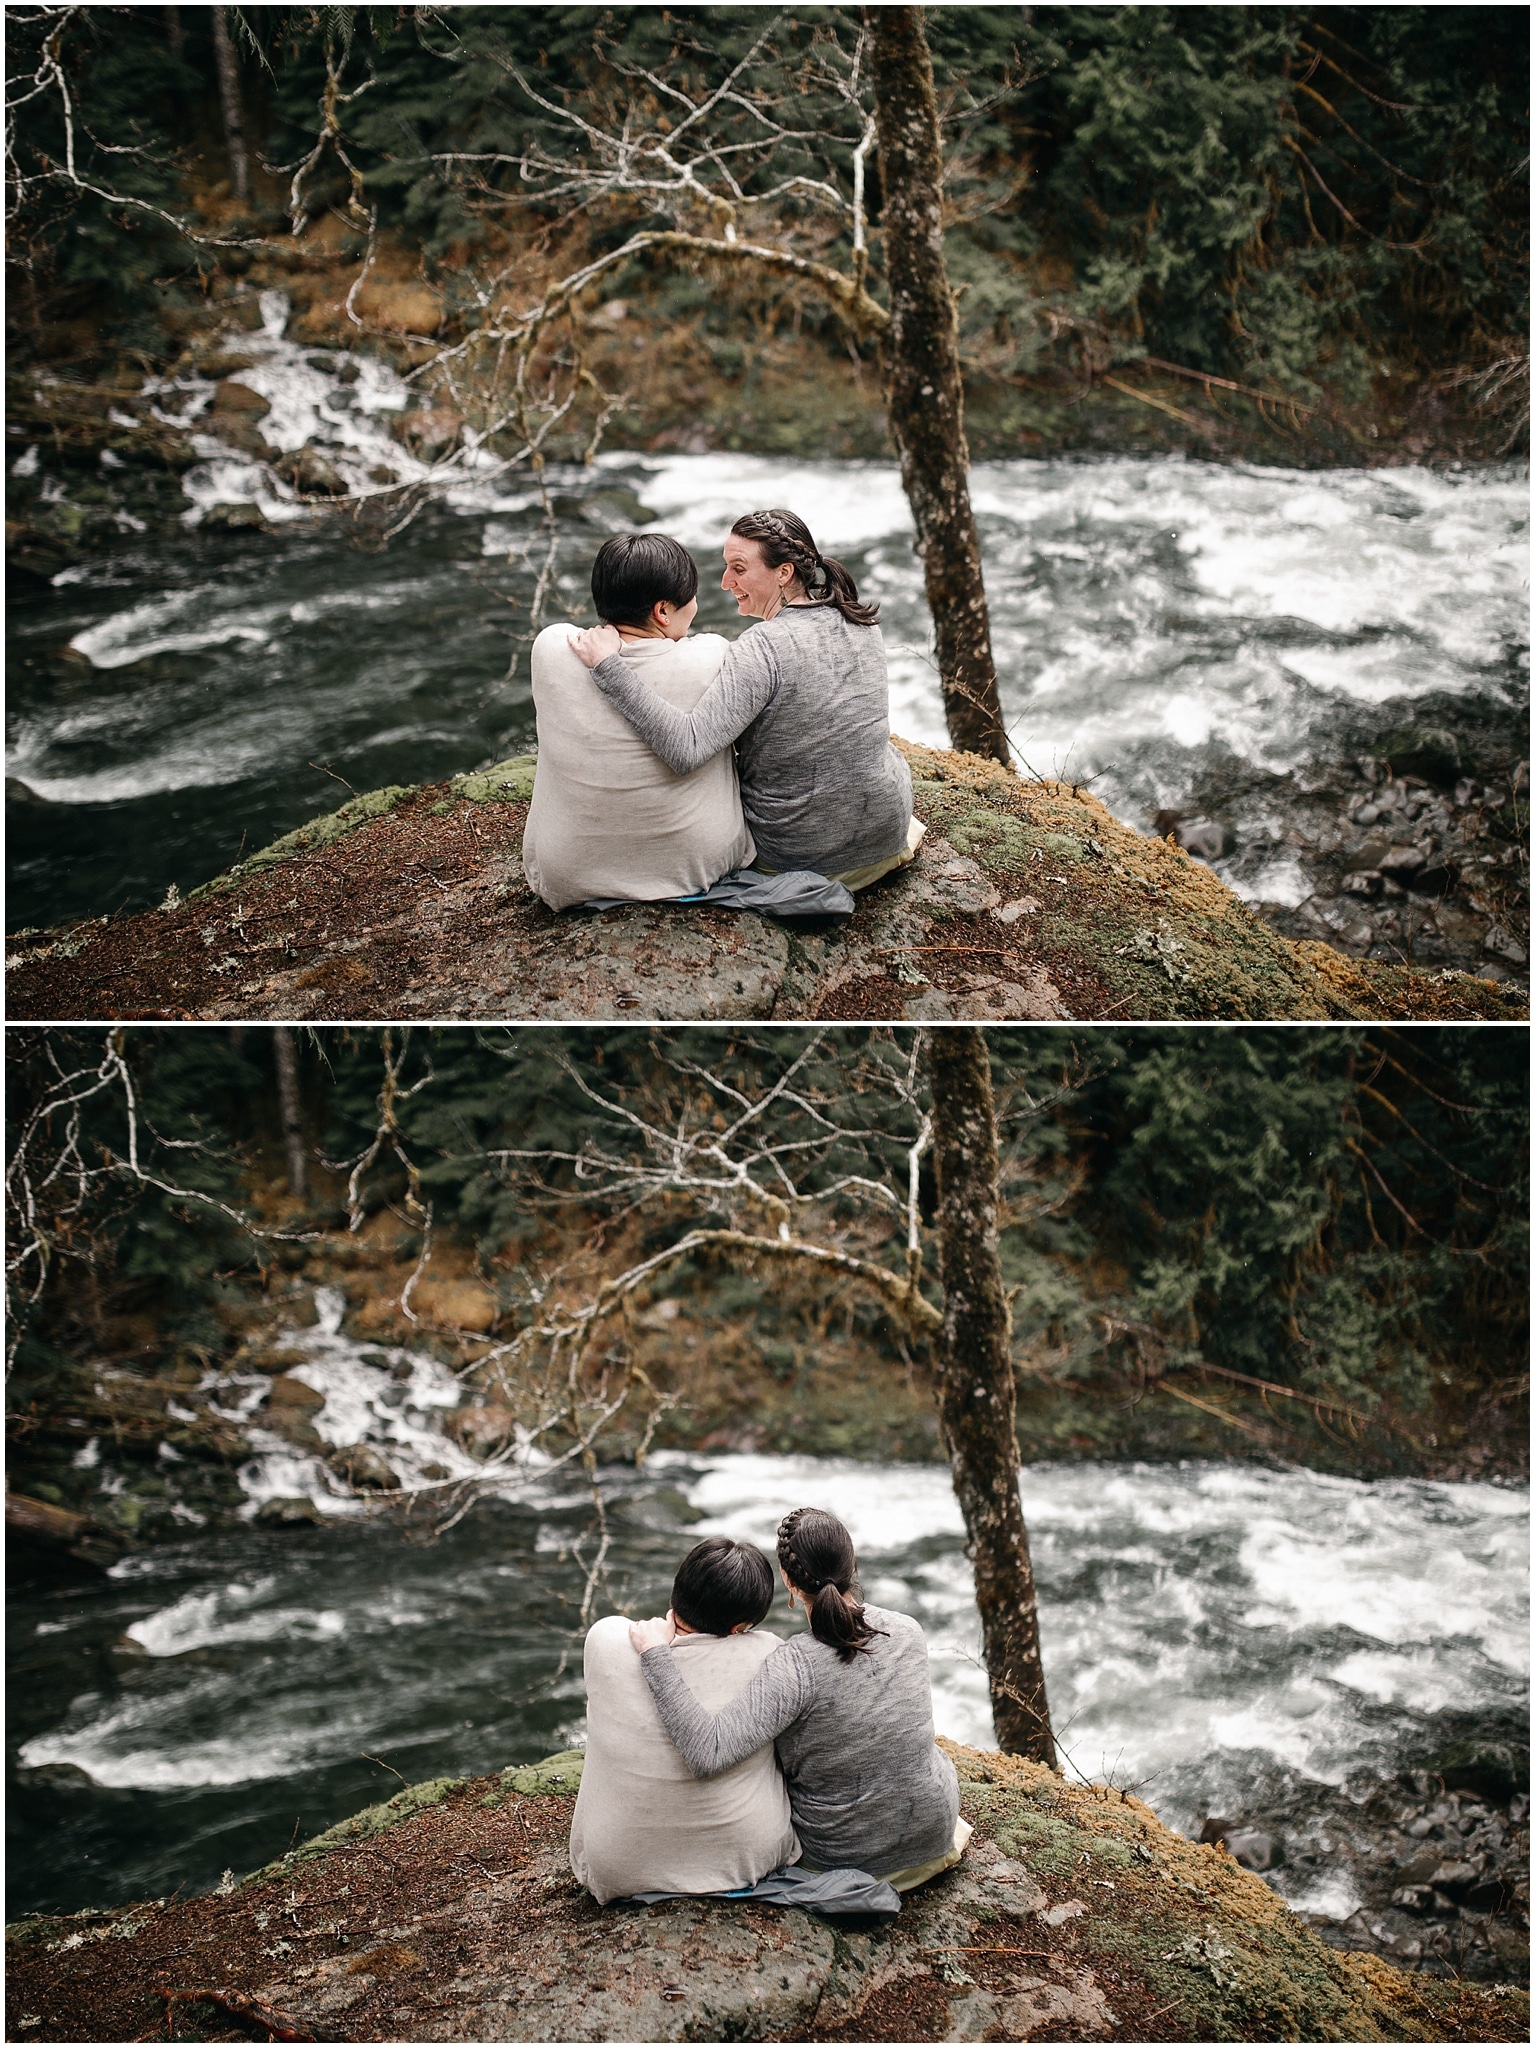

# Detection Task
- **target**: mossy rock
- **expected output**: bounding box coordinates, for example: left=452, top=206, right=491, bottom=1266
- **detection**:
left=498, top=1748, right=585, bottom=1797
left=453, top=755, right=537, bottom=804
left=191, top=785, right=416, bottom=900
left=943, top=1743, right=1527, bottom=2042
left=243, top=1773, right=463, bottom=1883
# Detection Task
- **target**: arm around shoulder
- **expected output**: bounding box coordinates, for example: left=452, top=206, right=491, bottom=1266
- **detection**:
left=588, top=631, right=778, bottom=775
left=640, top=1636, right=810, bottom=1779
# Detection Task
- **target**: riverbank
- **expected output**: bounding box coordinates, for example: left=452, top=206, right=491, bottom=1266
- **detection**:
left=9, top=1169, right=1526, bottom=1590
left=8, top=261, right=1527, bottom=971
left=6, top=1742, right=1526, bottom=2042
left=6, top=740, right=1524, bottom=1023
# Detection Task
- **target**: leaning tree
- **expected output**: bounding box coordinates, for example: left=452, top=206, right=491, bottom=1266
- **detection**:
left=359, top=1023, right=1060, bottom=1762
left=7, top=5, right=1014, bottom=756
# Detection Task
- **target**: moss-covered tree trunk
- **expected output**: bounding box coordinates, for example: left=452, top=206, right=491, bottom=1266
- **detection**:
left=866, top=6, right=1007, bottom=764
left=927, top=1026, right=1056, bottom=1764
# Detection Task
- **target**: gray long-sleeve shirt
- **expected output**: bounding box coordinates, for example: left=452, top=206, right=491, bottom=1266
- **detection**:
left=590, top=603, right=913, bottom=876
left=640, top=1604, right=959, bottom=1877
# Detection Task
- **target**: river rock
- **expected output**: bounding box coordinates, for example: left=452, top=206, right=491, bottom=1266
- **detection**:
left=210, top=379, right=271, bottom=420
left=327, top=1444, right=400, bottom=1490
left=255, top=1495, right=324, bottom=1527
left=202, top=499, right=266, bottom=527
left=1378, top=726, right=1463, bottom=787
left=266, top=1373, right=324, bottom=1415
left=245, top=1346, right=310, bottom=1375
left=198, top=351, right=260, bottom=378
left=1156, top=815, right=1230, bottom=862
left=1223, top=1828, right=1281, bottom=1873
left=275, top=446, right=346, bottom=496
left=446, top=1404, right=518, bottom=1457
left=391, top=407, right=461, bottom=461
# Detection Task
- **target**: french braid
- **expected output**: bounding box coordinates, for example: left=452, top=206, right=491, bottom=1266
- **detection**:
left=730, top=509, right=880, bottom=627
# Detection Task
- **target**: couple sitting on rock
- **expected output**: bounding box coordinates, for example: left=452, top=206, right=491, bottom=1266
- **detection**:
left=568, top=1507, right=969, bottom=1917
left=520, top=511, right=924, bottom=915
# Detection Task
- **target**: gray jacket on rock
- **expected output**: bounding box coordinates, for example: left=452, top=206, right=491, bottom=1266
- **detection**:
left=640, top=1604, right=959, bottom=1877
left=591, top=604, right=913, bottom=876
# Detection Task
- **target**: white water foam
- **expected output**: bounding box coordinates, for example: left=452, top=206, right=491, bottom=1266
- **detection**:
left=15, top=1358, right=1526, bottom=1809
left=603, top=450, right=1530, bottom=785
left=15, top=415, right=1523, bottom=829
left=228, top=1286, right=555, bottom=1521
left=656, top=1451, right=1530, bottom=1823
left=18, top=1672, right=401, bottom=1790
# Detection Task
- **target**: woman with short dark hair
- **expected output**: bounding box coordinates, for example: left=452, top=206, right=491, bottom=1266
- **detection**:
left=521, top=531, right=754, bottom=911
left=629, top=1506, right=966, bottom=1888
left=570, top=510, right=921, bottom=891
left=570, top=1535, right=795, bottom=1906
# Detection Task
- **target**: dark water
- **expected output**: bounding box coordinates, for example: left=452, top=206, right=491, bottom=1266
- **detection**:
left=7, top=1487, right=681, bottom=1917
left=9, top=1437, right=1527, bottom=1931
left=7, top=406, right=1527, bottom=933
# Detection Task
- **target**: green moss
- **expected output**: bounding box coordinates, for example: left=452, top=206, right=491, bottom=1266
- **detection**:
left=191, top=785, right=416, bottom=901
left=498, top=1748, right=585, bottom=1796
left=453, top=755, right=537, bottom=804
left=975, top=1794, right=1103, bottom=1876
left=243, top=1774, right=463, bottom=1884
left=941, top=1742, right=1532, bottom=2042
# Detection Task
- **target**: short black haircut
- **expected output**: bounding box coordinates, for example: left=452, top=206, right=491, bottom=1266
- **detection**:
left=671, top=1536, right=774, bottom=1637
left=590, top=533, right=699, bottom=627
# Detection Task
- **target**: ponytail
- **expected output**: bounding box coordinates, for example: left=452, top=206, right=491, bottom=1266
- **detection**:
left=809, top=1580, right=882, bottom=1662
left=730, top=509, right=880, bottom=628
left=777, top=1506, right=887, bottom=1663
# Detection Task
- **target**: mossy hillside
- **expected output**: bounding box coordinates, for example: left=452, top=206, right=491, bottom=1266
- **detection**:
left=943, top=1744, right=1524, bottom=2043
left=903, top=744, right=1338, bottom=1019
left=179, top=739, right=1511, bottom=1026
left=11, top=746, right=1524, bottom=1023
left=242, top=1776, right=466, bottom=1885
left=188, top=785, right=418, bottom=902
left=895, top=740, right=1523, bottom=1022
left=189, top=757, right=538, bottom=901
left=8, top=1745, right=1524, bottom=2043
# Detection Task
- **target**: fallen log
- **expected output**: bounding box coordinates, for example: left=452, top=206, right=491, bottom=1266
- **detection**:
left=6, top=1491, right=124, bottom=1571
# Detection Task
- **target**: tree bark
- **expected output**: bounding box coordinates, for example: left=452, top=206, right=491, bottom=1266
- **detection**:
left=273, top=1028, right=308, bottom=1202
left=866, top=7, right=1008, bottom=764
left=211, top=7, right=250, bottom=205
left=926, top=1026, right=1056, bottom=1765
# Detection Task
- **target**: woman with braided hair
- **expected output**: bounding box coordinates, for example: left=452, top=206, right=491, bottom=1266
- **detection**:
left=569, top=510, right=922, bottom=889
left=628, top=1507, right=968, bottom=1890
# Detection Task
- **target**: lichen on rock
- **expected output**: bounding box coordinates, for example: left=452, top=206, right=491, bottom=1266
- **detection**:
left=6, top=742, right=1526, bottom=1024
left=6, top=1741, right=1526, bottom=2042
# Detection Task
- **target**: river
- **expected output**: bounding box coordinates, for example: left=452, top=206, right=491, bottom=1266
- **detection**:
left=9, top=1297, right=1527, bottom=1931
left=6, top=301, right=1528, bottom=937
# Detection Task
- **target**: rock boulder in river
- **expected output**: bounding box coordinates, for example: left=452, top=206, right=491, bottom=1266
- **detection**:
left=5, top=1744, right=1525, bottom=2042
left=6, top=742, right=1523, bottom=1023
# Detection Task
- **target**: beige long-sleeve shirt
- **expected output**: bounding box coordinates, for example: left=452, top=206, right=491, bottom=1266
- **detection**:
left=568, top=1616, right=798, bottom=1906
left=521, top=624, right=755, bottom=911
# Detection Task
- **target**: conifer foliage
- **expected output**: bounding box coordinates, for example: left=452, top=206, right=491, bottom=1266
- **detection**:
left=7, top=6, right=1527, bottom=415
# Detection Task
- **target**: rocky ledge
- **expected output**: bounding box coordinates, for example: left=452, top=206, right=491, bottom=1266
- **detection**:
left=6, top=744, right=1524, bottom=1024
left=7, top=1745, right=1526, bottom=2044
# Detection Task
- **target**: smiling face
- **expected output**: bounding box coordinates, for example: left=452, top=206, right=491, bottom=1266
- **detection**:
left=721, top=534, right=799, bottom=619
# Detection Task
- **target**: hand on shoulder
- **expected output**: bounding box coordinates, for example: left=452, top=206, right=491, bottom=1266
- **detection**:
left=629, top=1611, right=678, bottom=1653
left=568, top=623, right=623, bottom=669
